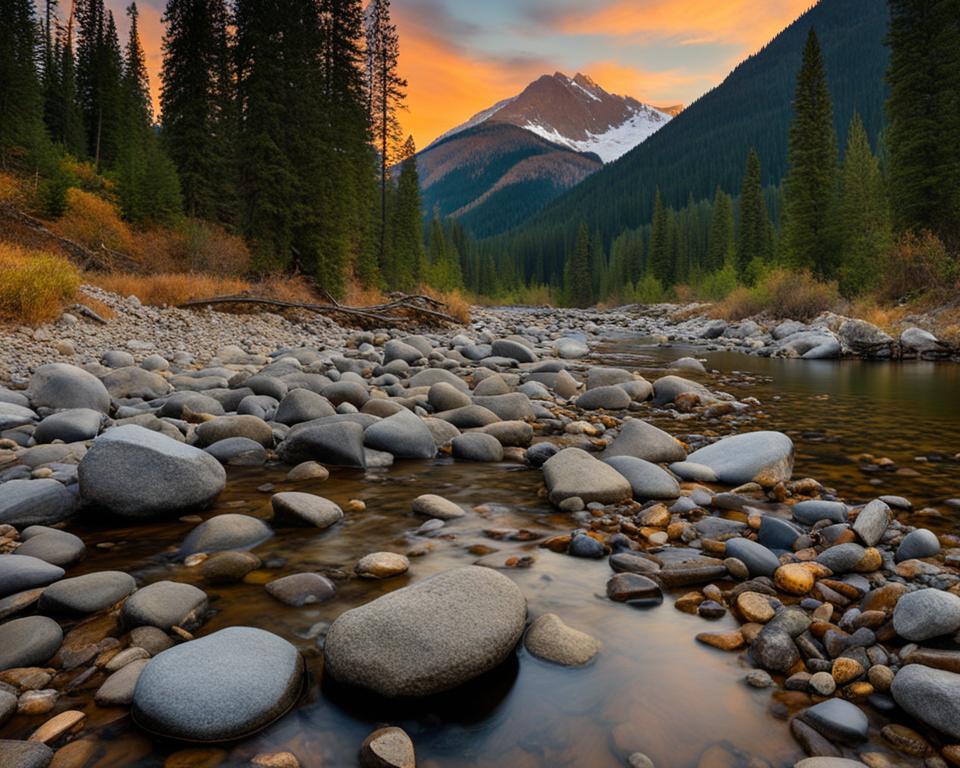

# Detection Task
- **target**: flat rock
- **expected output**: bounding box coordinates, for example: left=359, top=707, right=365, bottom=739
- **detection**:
left=0, top=555, right=64, bottom=598
left=121, top=581, right=208, bottom=632
left=0, top=740, right=54, bottom=768
left=0, top=479, right=78, bottom=528
left=852, top=499, right=890, bottom=547
left=324, top=566, right=526, bottom=697
left=39, top=571, right=137, bottom=615
left=685, top=431, right=794, bottom=485
left=0, top=617, right=62, bottom=672
left=524, top=613, right=599, bottom=666
left=181, top=514, right=273, bottom=555
left=133, top=626, right=303, bottom=741
left=603, top=419, right=687, bottom=463
left=95, top=658, right=149, bottom=706
left=602, top=456, right=679, bottom=500
left=799, top=698, right=869, bottom=745
left=271, top=493, right=342, bottom=529
left=33, top=409, right=103, bottom=444
left=78, top=425, right=226, bottom=519
left=792, top=500, right=848, bottom=525
left=543, top=448, right=631, bottom=506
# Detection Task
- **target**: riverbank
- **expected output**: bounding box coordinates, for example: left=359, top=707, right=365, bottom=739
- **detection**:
left=1, top=299, right=959, bottom=768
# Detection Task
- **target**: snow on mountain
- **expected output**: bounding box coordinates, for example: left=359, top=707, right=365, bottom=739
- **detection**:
left=429, top=72, right=677, bottom=163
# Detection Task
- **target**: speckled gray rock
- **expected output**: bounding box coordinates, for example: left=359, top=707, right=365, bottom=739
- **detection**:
left=364, top=408, right=436, bottom=459
left=852, top=499, right=890, bottom=547
left=892, top=589, right=960, bottom=641
left=33, top=408, right=103, bottom=443
left=792, top=500, right=848, bottom=525
left=265, top=573, right=336, bottom=606
left=685, top=431, right=794, bottom=485
left=15, top=528, right=85, bottom=567
left=27, top=363, right=111, bottom=413
left=275, top=389, right=335, bottom=425
left=121, top=580, right=208, bottom=631
left=78, top=425, right=226, bottom=519
left=0, top=554, right=64, bottom=598
left=895, top=528, right=940, bottom=562
left=576, top=385, right=631, bottom=411
left=891, top=664, right=960, bottom=739
left=271, top=492, right=342, bottom=529
left=543, top=448, right=631, bottom=507
left=0, top=479, right=77, bottom=527
left=603, top=419, right=687, bottom=463
left=0, top=616, right=63, bottom=671
left=816, top=543, right=866, bottom=574
left=181, top=514, right=273, bottom=554
left=0, top=740, right=54, bottom=768
left=276, top=420, right=366, bottom=467
left=133, top=626, right=303, bottom=741
left=39, top=571, right=137, bottom=615
left=324, top=566, right=526, bottom=697
left=602, top=456, right=679, bottom=500
left=95, top=658, right=149, bottom=706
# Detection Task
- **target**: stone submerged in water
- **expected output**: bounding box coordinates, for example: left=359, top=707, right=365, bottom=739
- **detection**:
left=412, top=494, right=465, bottom=520
left=542, top=448, right=631, bottom=507
left=360, top=726, right=416, bottom=768
left=323, top=566, right=526, bottom=697
left=265, top=573, right=336, bottom=606
left=0, top=740, right=55, bottom=768
left=133, top=626, right=303, bottom=742
left=78, top=425, right=226, bottom=519
left=181, top=513, right=273, bottom=555
left=523, top=613, right=599, bottom=666
left=685, top=431, right=794, bottom=485
left=355, top=552, right=410, bottom=579
left=271, top=493, right=342, bottom=529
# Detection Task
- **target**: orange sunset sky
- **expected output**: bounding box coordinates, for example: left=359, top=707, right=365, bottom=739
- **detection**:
left=103, top=0, right=813, bottom=149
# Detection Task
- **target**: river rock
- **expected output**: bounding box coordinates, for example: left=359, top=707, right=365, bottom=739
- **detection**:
left=33, top=408, right=103, bottom=444
left=271, top=493, right=342, bottom=529
left=0, top=616, right=62, bottom=671
left=0, top=479, right=77, bottom=527
left=275, top=389, right=335, bottom=425
left=576, top=385, right=631, bottom=411
left=555, top=338, right=589, bottom=359
left=0, top=401, right=36, bottom=429
left=39, top=571, right=137, bottom=615
left=798, top=698, right=869, bottom=745
left=852, top=499, right=890, bottom=547
left=602, top=419, right=687, bottom=463
left=412, top=494, right=465, bottom=520
left=95, top=658, right=148, bottom=706
left=200, top=551, right=261, bottom=584
left=816, top=543, right=866, bottom=574
left=895, top=528, right=940, bottom=562
left=158, top=392, right=225, bottom=418
left=892, top=589, right=960, bottom=641
left=0, top=555, right=64, bottom=598
left=724, top=538, right=780, bottom=577
left=652, top=375, right=717, bottom=406
left=181, top=513, right=273, bottom=555
left=360, top=726, right=416, bottom=768
left=492, top=339, right=536, bottom=363
left=15, top=528, right=84, bottom=566
left=121, top=580, right=208, bottom=631
left=205, top=437, right=268, bottom=466
left=750, top=625, right=799, bottom=673
left=27, top=363, right=111, bottom=413
left=102, top=366, right=172, bottom=400
left=276, top=420, right=366, bottom=467
left=758, top=516, right=802, bottom=550
left=365, top=408, right=436, bottom=459
left=603, top=456, right=679, bottom=500
left=196, top=415, right=274, bottom=448
left=428, top=382, right=471, bottom=412
left=900, top=327, right=947, bottom=354
left=793, top=500, right=848, bottom=525
left=471, top=394, right=533, bottom=421
left=891, top=664, right=960, bottom=739
left=78, top=425, right=226, bottom=519
left=685, top=431, right=794, bottom=485
left=355, top=552, right=409, bottom=579
left=323, top=566, right=526, bottom=697
left=132, top=626, right=303, bottom=741
left=0, top=741, right=54, bottom=768
left=265, top=573, right=336, bottom=606
left=543, top=448, right=631, bottom=506
left=606, top=573, right=662, bottom=605
left=452, top=433, right=503, bottom=462
left=524, top=613, right=599, bottom=666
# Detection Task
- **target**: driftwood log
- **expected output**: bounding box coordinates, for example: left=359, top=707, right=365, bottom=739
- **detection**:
left=178, top=292, right=462, bottom=328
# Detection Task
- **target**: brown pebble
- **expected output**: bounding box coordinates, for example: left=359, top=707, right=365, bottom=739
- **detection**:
left=29, top=710, right=86, bottom=744
left=695, top=630, right=744, bottom=651
left=164, top=748, right=227, bottom=768
left=251, top=752, right=301, bottom=768
left=882, top=723, right=932, bottom=757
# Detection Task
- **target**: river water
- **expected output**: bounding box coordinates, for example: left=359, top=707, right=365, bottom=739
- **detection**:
left=3, top=336, right=959, bottom=767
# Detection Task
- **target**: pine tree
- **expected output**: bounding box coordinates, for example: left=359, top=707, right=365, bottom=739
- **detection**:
left=649, top=187, right=671, bottom=285
left=389, top=136, right=424, bottom=290
left=782, top=28, right=839, bottom=277
left=838, top=111, right=891, bottom=296
left=736, top=149, right=773, bottom=280
left=886, top=0, right=960, bottom=249
left=365, top=0, right=406, bottom=267
left=161, top=0, right=236, bottom=222
left=707, top=186, right=734, bottom=272
left=566, top=221, right=592, bottom=307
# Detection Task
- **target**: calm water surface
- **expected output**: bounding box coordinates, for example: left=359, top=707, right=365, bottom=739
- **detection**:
left=2, top=336, right=959, bottom=767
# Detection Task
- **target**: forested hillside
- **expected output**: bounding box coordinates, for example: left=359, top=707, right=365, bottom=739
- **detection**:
left=485, top=0, right=890, bottom=289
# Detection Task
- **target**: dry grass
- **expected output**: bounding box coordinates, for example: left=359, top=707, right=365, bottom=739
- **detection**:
left=716, top=268, right=839, bottom=322
left=416, top=284, right=471, bottom=323
left=0, top=244, right=81, bottom=324
left=86, top=272, right=252, bottom=307
left=55, top=188, right=134, bottom=254
left=880, top=230, right=959, bottom=303
left=134, top=220, right=251, bottom=275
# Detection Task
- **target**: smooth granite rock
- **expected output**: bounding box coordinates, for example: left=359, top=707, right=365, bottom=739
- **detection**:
left=121, top=580, right=208, bottom=632
left=412, top=494, right=465, bottom=520
left=891, top=664, right=960, bottom=739
left=0, top=554, right=64, bottom=598
left=0, top=740, right=54, bottom=768
left=276, top=420, right=366, bottom=467
left=602, top=419, right=687, bottom=463
left=798, top=698, right=869, bottom=745
left=852, top=499, right=890, bottom=547
left=27, top=363, right=111, bottom=413
left=0, top=616, right=63, bottom=671
left=364, top=408, right=436, bottom=459
left=33, top=408, right=103, bottom=444
left=271, top=493, right=342, bottom=529
left=892, top=589, right=960, bottom=641
left=543, top=448, right=631, bottom=506
left=685, top=431, right=794, bottom=485
left=724, top=538, right=780, bottom=577
left=39, top=571, right=137, bottom=615
left=0, top=479, right=77, bottom=527
left=895, top=528, right=940, bottom=563
left=602, top=456, right=679, bottom=500
left=181, top=514, right=273, bottom=555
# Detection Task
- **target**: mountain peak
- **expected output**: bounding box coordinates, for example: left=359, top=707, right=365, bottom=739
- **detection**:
left=431, top=72, right=676, bottom=163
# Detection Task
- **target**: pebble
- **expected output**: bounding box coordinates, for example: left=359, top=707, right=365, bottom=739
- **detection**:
left=355, top=552, right=410, bottom=579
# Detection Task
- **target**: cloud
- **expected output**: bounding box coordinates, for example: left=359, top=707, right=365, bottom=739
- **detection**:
left=581, top=61, right=713, bottom=105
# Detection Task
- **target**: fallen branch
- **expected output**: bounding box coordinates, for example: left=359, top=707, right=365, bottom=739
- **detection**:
left=178, top=292, right=461, bottom=328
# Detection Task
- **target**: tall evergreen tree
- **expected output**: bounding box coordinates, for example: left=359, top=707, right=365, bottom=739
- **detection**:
left=0, top=0, right=49, bottom=169
left=566, top=221, right=592, bottom=307
left=161, top=0, right=236, bottom=222
left=649, top=188, right=672, bottom=285
left=736, top=149, right=773, bottom=279
left=782, top=28, right=839, bottom=277
left=886, top=0, right=960, bottom=248
left=76, top=0, right=124, bottom=169
left=838, top=111, right=891, bottom=296
left=365, top=0, right=406, bottom=267
left=389, top=136, right=424, bottom=290
left=707, top=186, right=734, bottom=272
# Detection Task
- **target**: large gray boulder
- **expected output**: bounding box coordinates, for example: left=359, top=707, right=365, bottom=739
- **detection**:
left=324, top=566, right=526, bottom=697
left=837, top=319, right=894, bottom=357
left=78, top=425, right=226, bottom=519
left=102, top=366, right=172, bottom=399
left=603, top=419, right=687, bottom=463
left=685, top=431, right=794, bottom=485
left=542, top=448, right=631, bottom=506
left=773, top=331, right=840, bottom=359
left=602, top=456, right=679, bottom=500
left=33, top=408, right=103, bottom=443
left=28, top=363, right=111, bottom=413
left=276, top=420, right=366, bottom=467
left=652, top=375, right=717, bottom=406
left=901, top=327, right=949, bottom=355
left=133, top=626, right=303, bottom=741
left=0, top=616, right=63, bottom=671
left=891, top=664, right=960, bottom=739
left=0, top=478, right=77, bottom=527
left=364, top=408, right=436, bottom=459
left=275, top=389, right=335, bottom=425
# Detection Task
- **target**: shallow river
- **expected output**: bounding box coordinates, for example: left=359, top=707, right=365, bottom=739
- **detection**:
left=3, top=336, right=959, bottom=767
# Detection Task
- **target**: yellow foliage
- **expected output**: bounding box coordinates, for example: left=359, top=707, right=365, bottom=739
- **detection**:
left=716, top=268, right=839, bottom=322
left=86, top=272, right=252, bottom=307
left=134, top=220, right=251, bottom=275
left=0, top=172, right=26, bottom=206
left=0, top=244, right=81, bottom=324
left=55, top=188, right=133, bottom=253
left=415, top=284, right=471, bottom=323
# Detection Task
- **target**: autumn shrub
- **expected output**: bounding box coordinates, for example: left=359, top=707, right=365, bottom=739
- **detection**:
left=717, top=267, right=838, bottom=321
left=56, top=188, right=133, bottom=254
left=880, top=230, right=959, bottom=302
left=0, top=244, right=81, bottom=324
left=135, top=220, right=252, bottom=275
left=87, top=272, right=251, bottom=307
